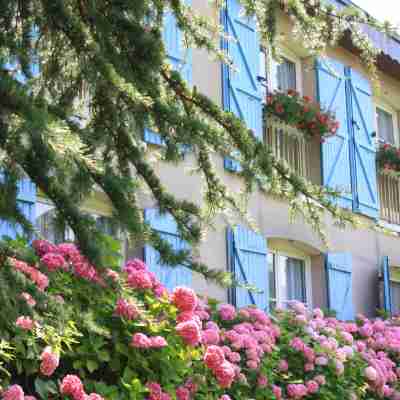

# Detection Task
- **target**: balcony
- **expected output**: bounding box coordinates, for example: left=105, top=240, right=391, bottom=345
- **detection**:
left=266, top=122, right=400, bottom=227
left=265, top=121, right=321, bottom=185
left=378, top=172, right=400, bottom=226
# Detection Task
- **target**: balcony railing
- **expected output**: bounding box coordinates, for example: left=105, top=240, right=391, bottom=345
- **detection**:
left=265, top=121, right=317, bottom=183
left=266, top=123, right=400, bottom=226
left=378, top=172, right=400, bottom=226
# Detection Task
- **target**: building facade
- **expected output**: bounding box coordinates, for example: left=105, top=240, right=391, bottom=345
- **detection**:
left=3, top=0, right=400, bottom=319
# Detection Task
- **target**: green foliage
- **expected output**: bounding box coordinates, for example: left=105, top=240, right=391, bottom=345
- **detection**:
left=2, top=240, right=400, bottom=399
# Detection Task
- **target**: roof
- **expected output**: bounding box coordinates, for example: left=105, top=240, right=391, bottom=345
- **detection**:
left=327, top=0, right=400, bottom=66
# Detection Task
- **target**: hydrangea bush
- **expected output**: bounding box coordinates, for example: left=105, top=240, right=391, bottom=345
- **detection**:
left=1, top=239, right=400, bottom=399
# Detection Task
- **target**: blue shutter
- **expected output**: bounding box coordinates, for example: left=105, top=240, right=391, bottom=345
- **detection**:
left=316, top=58, right=353, bottom=210
left=144, top=208, right=192, bottom=290
left=347, top=69, right=379, bottom=219
left=227, top=225, right=269, bottom=311
left=144, top=1, right=192, bottom=145
left=222, top=0, right=262, bottom=172
left=0, top=177, right=36, bottom=239
left=325, top=252, right=353, bottom=320
left=382, top=256, right=392, bottom=315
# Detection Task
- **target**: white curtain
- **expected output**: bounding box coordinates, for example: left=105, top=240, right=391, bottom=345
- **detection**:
left=286, top=257, right=306, bottom=302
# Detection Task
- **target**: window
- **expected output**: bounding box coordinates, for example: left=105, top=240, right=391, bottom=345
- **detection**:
left=268, top=251, right=310, bottom=309
left=270, top=57, right=297, bottom=93
left=376, top=107, right=395, bottom=145
left=35, top=200, right=120, bottom=243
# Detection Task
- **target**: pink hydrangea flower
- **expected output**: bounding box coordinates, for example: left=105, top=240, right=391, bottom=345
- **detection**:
left=24, top=397, right=37, bottom=400
left=246, top=359, right=258, bottom=370
left=40, top=347, right=59, bottom=376
left=146, top=382, right=165, bottom=400
left=306, top=380, right=319, bottom=394
left=201, top=328, right=220, bottom=345
left=172, top=287, right=198, bottom=312
left=86, top=394, right=105, bottom=400
left=150, top=336, right=168, bottom=348
left=114, top=298, right=139, bottom=320
left=176, top=386, right=190, bottom=400
left=219, top=396, right=232, bottom=400
left=314, top=375, right=326, bottom=386
left=219, top=304, right=236, bottom=321
left=56, top=243, right=79, bottom=259
left=154, top=284, right=168, bottom=298
left=15, top=316, right=34, bottom=331
left=105, top=268, right=119, bottom=282
left=304, top=363, right=315, bottom=372
left=131, top=333, right=152, bottom=349
left=287, top=383, right=307, bottom=398
left=214, top=361, right=235, bottom=388
left=272, top=385, right=282, bottom=399
left=32, top=239, right=57, bottom=256
left=176, top=320, right=201, bottom=346
left=278, top=359, right=289, bottom=372
left=126, top=269, right=153, bottom=290
left=124, top=258, right=147, bottom=272
left=60, top=375, right=85, bottom=398
left=204, top=345, right=225, bottom=369
left=365, top=366, right=378, bottom=381
left=315, top=356, right=328, bottom=366
left=40, top=252, right=66, bottom=272
left=257, top=374, right=268, bottom=387
left=19, top=292, right=36, bottom=307
left=3, top=385, right=24, bottom=400
left=289, top=301, right=307, bottom=315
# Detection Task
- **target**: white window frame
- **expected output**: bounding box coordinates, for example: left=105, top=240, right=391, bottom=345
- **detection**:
left=267, top=47, right=303, bottom=95
left=269, top=249, right=312, bottom=309
left=35, top=198, right=122, bottom=242
left=375, top=101, right=399, bottom=147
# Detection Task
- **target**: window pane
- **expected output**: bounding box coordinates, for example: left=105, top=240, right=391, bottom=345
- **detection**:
left=377, top=108, right=395, bottom=145
left=277, top=58, right=296, bottom=92
left=285, top=257, right=306, bottom=303
left=268, top=253, right=276, bottom=309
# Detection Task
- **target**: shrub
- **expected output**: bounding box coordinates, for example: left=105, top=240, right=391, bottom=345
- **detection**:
left=1, top=239, right=400, bottom=399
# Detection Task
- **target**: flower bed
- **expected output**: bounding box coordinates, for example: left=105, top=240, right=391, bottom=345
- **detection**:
left=1, top=239, right=400, bottom=399
left=377, top=143, right=400, bottom=178
left=264, top=90, right=340, bottom=142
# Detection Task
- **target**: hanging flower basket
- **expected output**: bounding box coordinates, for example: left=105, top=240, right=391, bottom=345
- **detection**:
left=264, top=90, right=340, bottom=142
left=377, top=143, right=400, bottom=178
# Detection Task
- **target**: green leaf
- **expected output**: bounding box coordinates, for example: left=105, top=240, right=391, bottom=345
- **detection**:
left=73, top=360, right=83, bottom=370
left=34, top=378, right=58, bottom=399
left=98, top=349, right=111, bottom=362
left=86, top=359, right=99, bottom=373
